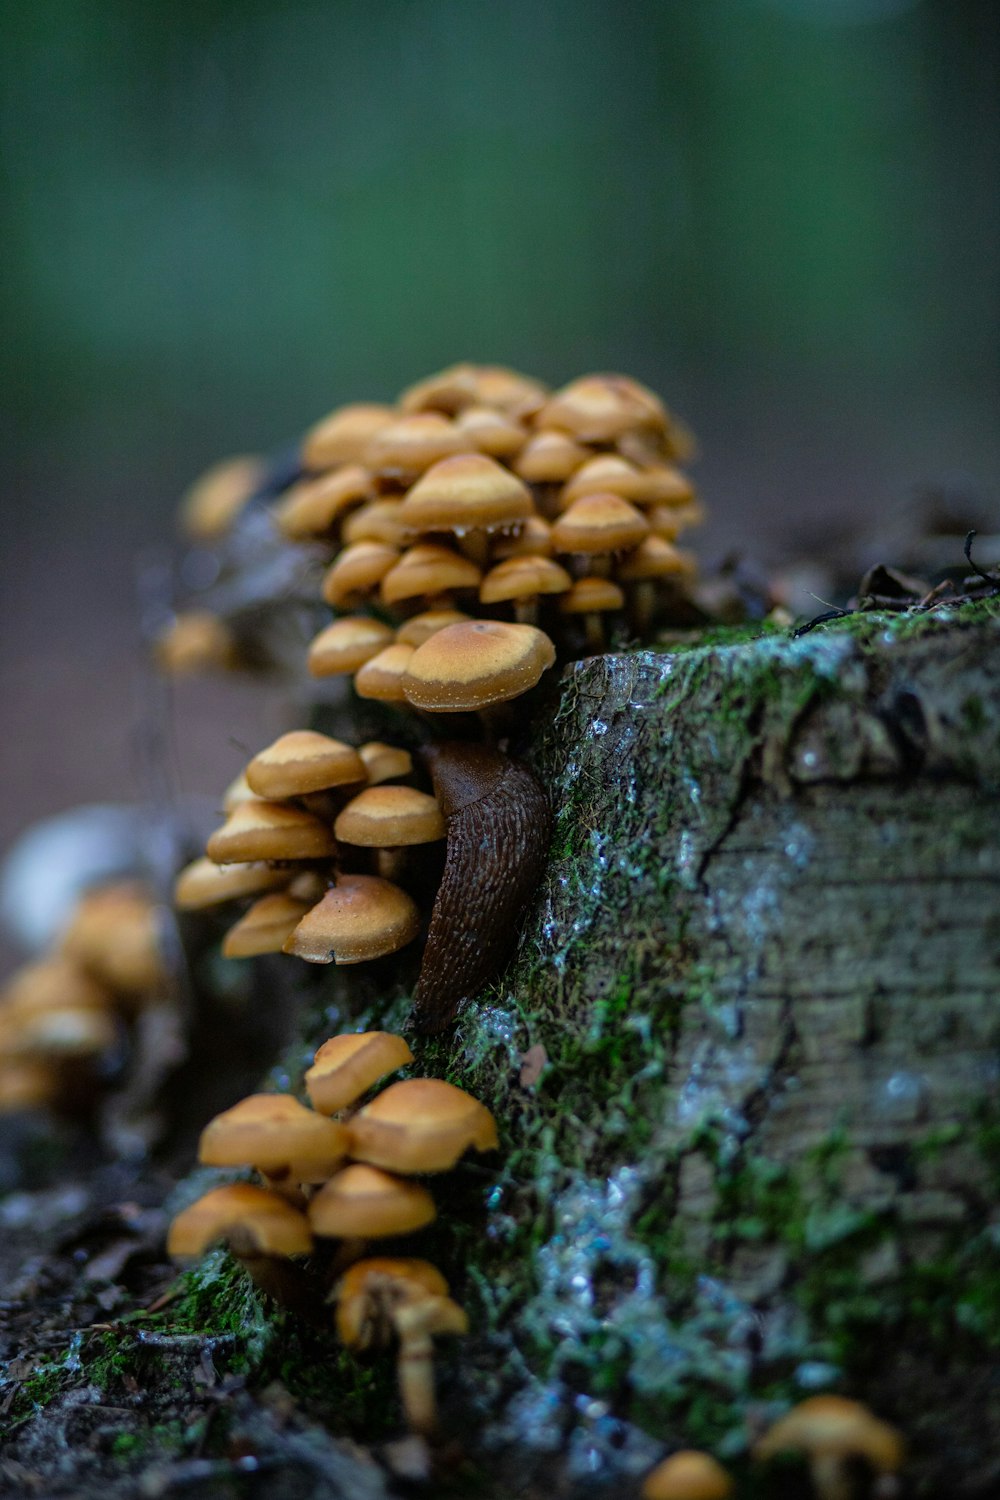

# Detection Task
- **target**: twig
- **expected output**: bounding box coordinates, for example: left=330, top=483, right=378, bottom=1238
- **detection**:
left=964, top=530, right=1000, bottom=588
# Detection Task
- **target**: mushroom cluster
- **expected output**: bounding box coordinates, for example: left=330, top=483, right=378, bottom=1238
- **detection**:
left=292, top=369, right=704, bottom=699
left=174, top=731, right=443, bottom=969
left=167, top=365, right=705, bottom=692
left=0, top=881, right=168, bottom=1115
left=169, top=1028, right=496, bottom=1435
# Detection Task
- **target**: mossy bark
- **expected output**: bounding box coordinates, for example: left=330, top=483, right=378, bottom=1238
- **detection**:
left=403, top=600, right=1000, bottom=1495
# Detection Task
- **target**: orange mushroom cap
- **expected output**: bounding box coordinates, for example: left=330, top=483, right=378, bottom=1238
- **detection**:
left=347, top=1077, right=499, bottom=1174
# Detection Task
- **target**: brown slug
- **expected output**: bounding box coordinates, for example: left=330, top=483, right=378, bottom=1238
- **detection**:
left=411, top=742, right=551, bottom=1032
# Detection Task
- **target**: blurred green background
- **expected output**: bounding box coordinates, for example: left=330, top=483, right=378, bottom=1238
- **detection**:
left=1, top=0, right=998, bottom=886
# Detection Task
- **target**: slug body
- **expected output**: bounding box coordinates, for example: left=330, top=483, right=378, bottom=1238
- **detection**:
left=412, top=742, right=551, bottom=1032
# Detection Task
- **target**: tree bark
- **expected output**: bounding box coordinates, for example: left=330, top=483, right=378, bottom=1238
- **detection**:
left=411, top=602, right=1000, bottom=1495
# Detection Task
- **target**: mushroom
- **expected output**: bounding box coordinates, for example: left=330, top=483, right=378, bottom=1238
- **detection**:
left=244, top=731, right=366, bottom=801
left=394, top=609, right=471, bottom=647
left=557, top=576, right=626, bottom=654
left=341, top=496, right=407, bottom=548
left=454, top=404, right=527, bottom=460
left=308, top=1163, right=436, bottom=1239
left=167, top=1182, right=316, bottom=1314
left=379, top=543, right=482, bottom=611
left=173, top=856, right=289, bottom=910
left=479, top=555, right=573, bottom=626
left=220, top=891, right=315, bottom=958
left=179, top=455, right=265, bottom=540
left=353, top=642, right=417, bottom=704
left=365, top=413, right=467, bottom=485
left=307, top=616, right=396, bottom=679
left=334, top=785, right=444, bottom=881
left=206, top=799, right=338, bottom=864
left=357, top=742, right=414, bottom=785
left=282, top=874, right=420, bottom=965
left=155, top=610, right=239, bottom=676
left=550, top=491, right=649, bottom=578
left=198, top=1092, right=349, bottom=1188
left=513, top=429, right=592, bottom=486
left=302, top=403, right=395, bottom=472
left=400, top=619, right=556, bottom=714
left=60, top=882, right=167, bottom=998
left=399, top=453, right=534, bottom=567
left=272, top=465, right=375, bottom=541
left=537, top=372, right=670, bottom=445
left=347, top=1077, right=498, bottom=1173
left=753, top=1395, right=905, bottom=1500
left=305, top=1031, right=414, bottom=1116
left=334, top=1257, right=467, bottom=1436
left=641, top=1450, right=734, bottom=1500
left=321, top=541, right=401, bottom=609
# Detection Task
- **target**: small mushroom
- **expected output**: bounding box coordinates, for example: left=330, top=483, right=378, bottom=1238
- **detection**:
left=321, top=541, right=401, bottom=609
left=513, top=429, right=591, bottom=485
left=179, top=455, right=266, bottom=540
left=400, top=619, right=556, bottom=713
left=302, top=403, right=395, bottom=472
left=245, top=731, right=367, bottom=800
left=220, top=891, right=315, bottom=958
left=347, top=1077, right=498, bottom=1173
left=353, top=642, right=417, bottom=704
left=365, top=413, right=467, bottom=484
left=282, top=875, right=420, bottom=965
left=308, top=1163, right=436, bottom=1239
left=305, top=1031, right=414, bottom=1115
left=334, top=1257, right=467, bottom=1436
left=167, top=1182, right=316, bottom=1314
left=272, top=464, right=375, bottom=541
left=479, top=555, right=573, bottom=626
left=394, top=609, right=471, bottom=647
left=399, top=453, right=534, bottom=567
left=307, top=616, right=396, bottom=678
left=550, top=491, right=649, bottom=578
left=155, top=610, right=239, bottom=675
left=174, top=856, right=289, bottom=910
left=641, top=1450, right=734, bottom=1500
left=206, top=800, right=338, bottom=864
left=60, top=882, right=167, bottom=998
left=198, top=1092, right=349, bottom=1185
left=334, top=786, right=444, bottom=880
left=753, top=1395, right=905, bottom=1500
left=379, top=543, right=482, bottom=610
left=357, top=742, right=414, bottom=785
left=558, top=575, right=625, bottom=654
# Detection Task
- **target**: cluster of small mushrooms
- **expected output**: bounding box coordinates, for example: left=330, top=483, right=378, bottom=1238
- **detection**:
left=0, top=881, right=167, bottom=1116
left=174, top=733, right=433, bottom=969
left=162, top=364, right=707, bottom=692
left=168, top=1028, right=496, bottom=1436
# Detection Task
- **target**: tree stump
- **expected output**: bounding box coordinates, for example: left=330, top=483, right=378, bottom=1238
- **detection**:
left=409, top=601, right=1000, bottom=1495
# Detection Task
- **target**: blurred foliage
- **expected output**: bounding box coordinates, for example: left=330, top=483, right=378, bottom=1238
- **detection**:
left=0, top=0, right=997, bottom=522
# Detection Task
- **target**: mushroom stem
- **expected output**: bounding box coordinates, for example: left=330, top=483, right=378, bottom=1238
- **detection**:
left=512, top=597, right=539, bottom=627
left=627, top=579, right=657, bottom=638
left=455, top=530, right=489, bottom=569
left=375, top=847, right=406, bottom=883
left=582, top=611, right=606, bottom=654
left=393, top=1303, right=442, bottom=1436
left=810, top=1452, right=854, bottom=1500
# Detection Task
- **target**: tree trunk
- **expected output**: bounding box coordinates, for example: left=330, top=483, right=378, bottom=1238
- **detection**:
left=409, top=602, right=1000, bottom=1495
